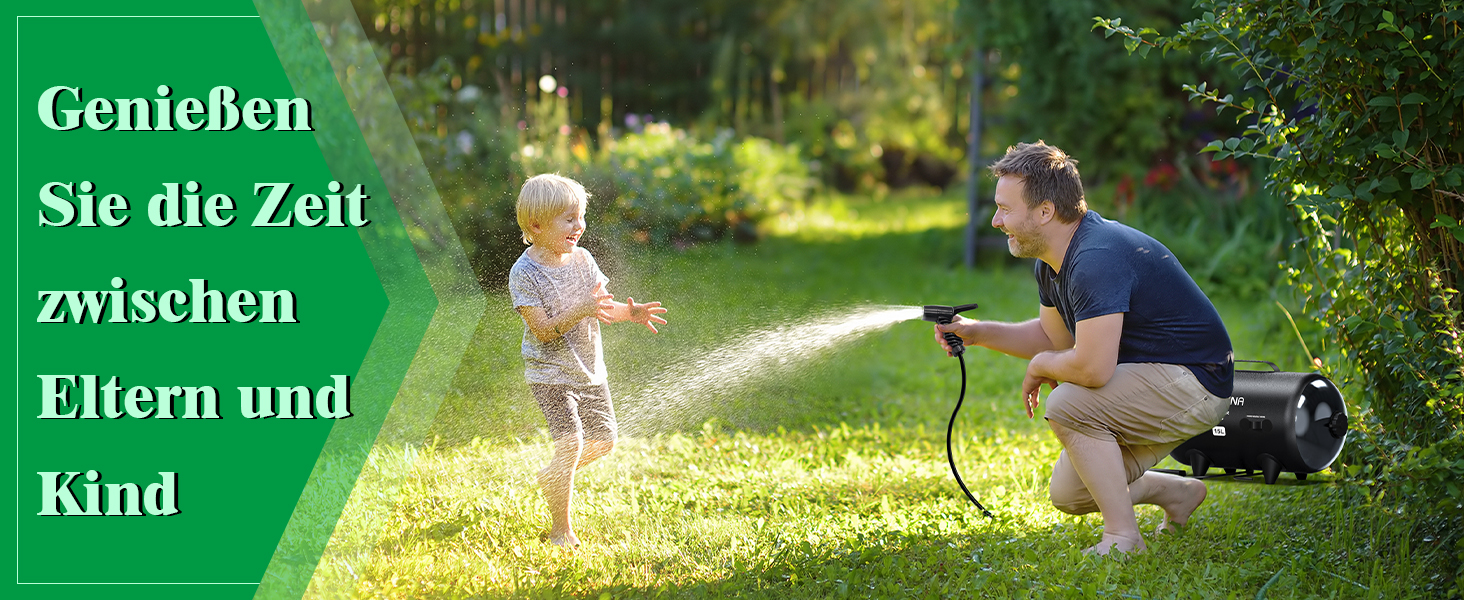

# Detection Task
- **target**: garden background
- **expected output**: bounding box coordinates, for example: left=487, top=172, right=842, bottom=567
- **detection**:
left=296, top=0, right=1464, bottom=597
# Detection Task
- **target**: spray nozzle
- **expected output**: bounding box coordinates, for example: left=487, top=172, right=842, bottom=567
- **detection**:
left=922, top=303, right=979, bottom=357
left=921, top=303, right=980, bottom=324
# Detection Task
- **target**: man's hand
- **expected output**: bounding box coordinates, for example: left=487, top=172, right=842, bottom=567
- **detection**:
left=1022, top=367, right=1059, bottom=418
left=933, top=316, right=979, bottom=357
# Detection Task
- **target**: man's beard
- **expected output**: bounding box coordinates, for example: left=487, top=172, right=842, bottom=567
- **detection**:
left=1005, top=225, right=1046, bottom=258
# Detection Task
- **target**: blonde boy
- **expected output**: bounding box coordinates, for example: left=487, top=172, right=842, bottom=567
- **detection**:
left=508, top=173, right=668, bottom=548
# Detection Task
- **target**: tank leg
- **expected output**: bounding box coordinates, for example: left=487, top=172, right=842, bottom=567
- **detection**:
left=1296, top=472, right=1308, bottom=482
left=1260, top=455, right=1282, bottom=485
left=1186, top=450, right=1210, bottom=477
left=1225, top=468, right=1237, bottom=476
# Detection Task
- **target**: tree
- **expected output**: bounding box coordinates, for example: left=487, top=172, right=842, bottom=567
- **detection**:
left=1098, top=0, right=1463, bottom=443
left=958, top=0, right=1248, bottom=183
left=1097, top=2, right=1463, bottom=589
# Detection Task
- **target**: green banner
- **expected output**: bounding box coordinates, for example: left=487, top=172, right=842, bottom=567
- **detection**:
left=3, top=1, right=474, bottom=598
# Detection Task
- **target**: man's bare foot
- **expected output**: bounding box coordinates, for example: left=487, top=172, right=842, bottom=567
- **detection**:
left=1156, top=478, right=1207, bottom=534
left=1083, top=533, right=1146, bottom=557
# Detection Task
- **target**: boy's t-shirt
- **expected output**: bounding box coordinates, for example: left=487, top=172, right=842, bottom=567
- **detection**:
left=1035, top=210, right=1235, bottom=398
left=508, top=247, right=610, bottom=386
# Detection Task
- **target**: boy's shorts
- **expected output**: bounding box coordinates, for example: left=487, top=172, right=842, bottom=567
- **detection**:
left=530, top=382, right=617, bottom=441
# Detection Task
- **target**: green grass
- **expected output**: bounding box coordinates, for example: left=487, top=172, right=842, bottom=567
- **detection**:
left=305, top=190, right=1456, bottom=599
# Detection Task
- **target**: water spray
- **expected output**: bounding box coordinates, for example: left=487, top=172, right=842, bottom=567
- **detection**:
left=921, top=303, right=994, bottom=518
left=618, top=305, right=925, bottom=436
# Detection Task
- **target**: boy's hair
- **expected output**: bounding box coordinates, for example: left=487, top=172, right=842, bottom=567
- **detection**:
left=988, top=141, right=1087, bottom=223
left=515, top=173, right=590, bottom=245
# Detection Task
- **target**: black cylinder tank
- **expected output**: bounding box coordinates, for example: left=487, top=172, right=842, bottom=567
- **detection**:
left=1169, top=362, right=1349, bottom=484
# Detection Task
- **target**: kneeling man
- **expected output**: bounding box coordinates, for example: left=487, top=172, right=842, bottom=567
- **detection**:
left=937, top=141, right=1233, bottom=555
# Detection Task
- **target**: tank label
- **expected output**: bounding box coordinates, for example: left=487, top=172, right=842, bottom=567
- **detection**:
left=1212, top=426, right=1227, bottom=437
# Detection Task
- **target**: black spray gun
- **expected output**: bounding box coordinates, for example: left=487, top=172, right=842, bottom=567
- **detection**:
left=921, top=303, right=994, bottom=518
left=922, top=303, right=981, bottom=357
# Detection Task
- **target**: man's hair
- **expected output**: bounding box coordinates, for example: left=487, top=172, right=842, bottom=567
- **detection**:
left=515, top=173, right=589, bottom=245
left=988, top=141, right=1087, bottom=223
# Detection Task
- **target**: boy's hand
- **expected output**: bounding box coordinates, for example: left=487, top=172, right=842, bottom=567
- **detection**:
left=624, top=297, right=668, bottom=333
left=578, top=282, right=614, bottom=321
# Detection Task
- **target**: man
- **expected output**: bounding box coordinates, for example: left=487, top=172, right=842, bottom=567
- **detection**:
left=935, top=141, right=1233, bottom=555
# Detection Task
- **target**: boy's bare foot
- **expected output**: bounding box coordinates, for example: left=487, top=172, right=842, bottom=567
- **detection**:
left=1155, top=478, right=1208, bottom=534
left=547, top=530, right=580, bottom=548
left=1083, top=532, right=1146, bottom=557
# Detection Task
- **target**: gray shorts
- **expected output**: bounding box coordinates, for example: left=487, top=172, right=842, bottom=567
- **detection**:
left=529, top=382, right=617, bottom=441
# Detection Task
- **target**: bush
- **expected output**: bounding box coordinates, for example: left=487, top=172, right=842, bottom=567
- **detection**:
left=384, top=63, right=817, bottom=285
left=1098, top=1, right=1464, bottom=589
left=600, top=125, right=813, bottom=246
left=373, top=54, right=528, bottom=287
left=964, top=0, right=1249, bottom=184
left=1098, top=0, right=1464, bottom=444
left=732, top=137, right=819, bottom=217
left=1109, top=157, right=1291, bottom=300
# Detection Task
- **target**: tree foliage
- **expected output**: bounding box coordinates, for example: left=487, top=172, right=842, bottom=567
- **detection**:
left=1097, top=2, right=1463, bottom=589
left=959, top=0, right=1248, bottom=182
left=1098, top=0, right=1463, bottom=442
left=350, top=0, right=973, bottom=188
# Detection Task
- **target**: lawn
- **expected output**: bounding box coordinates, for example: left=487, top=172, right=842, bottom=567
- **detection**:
left=303, top=190, right=1455, bottom=599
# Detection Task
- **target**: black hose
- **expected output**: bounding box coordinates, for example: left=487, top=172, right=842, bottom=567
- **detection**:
left=947, top=353, right=994, bottom=518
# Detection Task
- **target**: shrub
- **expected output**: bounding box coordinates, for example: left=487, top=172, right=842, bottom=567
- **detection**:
left=600, top=125, right=813, bottom=246
left=1103, top=158, right=1291, bottom=300
left=963, top=0, right=1250, bottom=184
left=1098, top=0, right=1464, bottom=444
left=372, top=38, right=819, bottom=284
left=1097, top=1, right=1464, bottom=589
left=389, top=74, right=816, bottom=284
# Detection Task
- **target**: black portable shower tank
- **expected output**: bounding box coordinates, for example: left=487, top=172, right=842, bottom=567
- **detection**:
left=1169, top=361, right=1349, bottom=484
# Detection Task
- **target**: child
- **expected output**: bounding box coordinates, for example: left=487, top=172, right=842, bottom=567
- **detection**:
left=507, top=173, right=668, bottom=548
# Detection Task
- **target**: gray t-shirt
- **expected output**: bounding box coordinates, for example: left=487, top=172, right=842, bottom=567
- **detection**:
left=507, top=247, right=610, bottom=385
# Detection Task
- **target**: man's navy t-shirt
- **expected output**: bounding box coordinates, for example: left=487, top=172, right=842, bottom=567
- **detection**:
left=1035, top=210, right=1234, bottom=397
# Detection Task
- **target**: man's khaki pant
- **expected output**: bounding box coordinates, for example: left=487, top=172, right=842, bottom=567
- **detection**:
left=1043, top=363, right=1229, bottom=514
